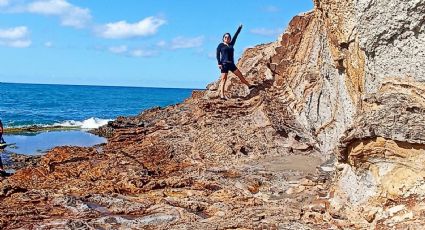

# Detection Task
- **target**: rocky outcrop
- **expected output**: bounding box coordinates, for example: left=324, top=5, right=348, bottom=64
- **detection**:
left=1, top=0, right=424, bottom=228
left=313, top=0, right=425, bottom=227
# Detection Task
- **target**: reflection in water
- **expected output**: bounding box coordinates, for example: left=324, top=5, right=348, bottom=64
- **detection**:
left=3, top=131, right=106, bottom=155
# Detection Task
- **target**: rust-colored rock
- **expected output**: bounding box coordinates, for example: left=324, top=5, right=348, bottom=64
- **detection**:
left=1, top=0, right=424, bottom=228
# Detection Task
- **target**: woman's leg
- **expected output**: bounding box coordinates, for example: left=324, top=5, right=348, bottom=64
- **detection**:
left=232, top=69, right=250, bottom=86
left=219, top=73, right=228, bottom=98
left=0, top=154, right=3, bottom=171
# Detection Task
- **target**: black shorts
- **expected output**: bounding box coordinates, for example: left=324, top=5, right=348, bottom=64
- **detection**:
left=221, top=62, right=237, bottom=73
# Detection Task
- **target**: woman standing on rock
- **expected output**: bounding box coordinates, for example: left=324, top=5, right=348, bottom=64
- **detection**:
left=216, top=24, right=254, bottom=99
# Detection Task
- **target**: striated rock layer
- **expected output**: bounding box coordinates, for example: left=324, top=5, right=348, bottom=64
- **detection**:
left=1, top=0, right=424, bottom=228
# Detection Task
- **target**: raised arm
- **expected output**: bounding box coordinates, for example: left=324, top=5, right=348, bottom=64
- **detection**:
left=230, top=24, right=243, bottom=46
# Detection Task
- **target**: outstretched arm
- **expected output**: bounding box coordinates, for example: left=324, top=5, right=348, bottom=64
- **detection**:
left=230, top=24, right=243, bottom=46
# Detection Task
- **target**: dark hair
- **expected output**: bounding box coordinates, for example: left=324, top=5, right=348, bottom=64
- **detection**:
left=222, top=33, right=231, bottom=41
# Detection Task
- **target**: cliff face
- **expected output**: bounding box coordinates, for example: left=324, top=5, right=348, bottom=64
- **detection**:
left=313, top=0, right=425, bottom=227
left=268, top=0, right=425, bottom=226
left=234, top=0, right=425, bottom=226
left=1, top=0, right=424, bottom=229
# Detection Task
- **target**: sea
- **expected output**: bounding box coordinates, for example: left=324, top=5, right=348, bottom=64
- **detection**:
left=0, top=82, right=194, bottom=154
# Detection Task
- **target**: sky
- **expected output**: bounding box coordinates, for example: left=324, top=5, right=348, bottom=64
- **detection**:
left=0, top=0, right=314, bottom=89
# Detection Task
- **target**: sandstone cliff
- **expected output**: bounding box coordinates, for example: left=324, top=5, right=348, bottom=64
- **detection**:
left=1, top=0, right=424, bottom=229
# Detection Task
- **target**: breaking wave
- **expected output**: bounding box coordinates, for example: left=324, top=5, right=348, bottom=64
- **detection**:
left=53, top=117, right=113, bottom=129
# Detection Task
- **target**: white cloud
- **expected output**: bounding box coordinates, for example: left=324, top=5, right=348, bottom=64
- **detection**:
left=0, top=26, right=31, bottom=48
left=156, top=36, right=204, bottom=50
left=250, top=28, right=283, bottom=37
left=98, top=16, right=166, bottom=39
left=27, top=0, right=70, bottom=14
left=44, top=41, right=53, bottom=47
left=156, top=40, right=167, bottom=48
left=0, top=0, right=9, bottom=7
left=3, top=39, right=31, bottom=47
left=264, top=5, right=279, bottom=13
left=108, top=45, right=127, bottom=54
left=129, top=49, right=157, bottom=57
left=27, top=0, right=91, bottom=28
left=106, top=45, right=157, bottom=57
left=0, top=26, right=28, bottom=39
left=170, top=36, right=204, bottom=49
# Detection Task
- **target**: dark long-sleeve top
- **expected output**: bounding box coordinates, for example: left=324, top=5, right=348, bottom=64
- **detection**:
left=216, top=25, right=242, bottom=65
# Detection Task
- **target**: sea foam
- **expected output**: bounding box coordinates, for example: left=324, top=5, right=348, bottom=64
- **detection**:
left=54, top=117, right=113, bottom=129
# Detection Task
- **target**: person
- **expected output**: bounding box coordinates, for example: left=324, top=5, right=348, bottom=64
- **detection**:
left=216, top=24, right=254, bottom=99
left=0, top=120, right=4, bottom=144
left=0, top=119, right=7, bottom=176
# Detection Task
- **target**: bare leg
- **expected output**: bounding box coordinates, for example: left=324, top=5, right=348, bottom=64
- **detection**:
left=232, top=69, right=250, bottom=86
left=0, top=155, right=3, bottom=172
left=219, top=73, right=228, bottom=98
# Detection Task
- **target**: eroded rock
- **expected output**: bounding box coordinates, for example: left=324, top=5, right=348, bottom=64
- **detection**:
left=1, top=0, right=423, bottom=228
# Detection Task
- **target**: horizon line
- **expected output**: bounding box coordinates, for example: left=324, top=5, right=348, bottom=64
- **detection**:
left=0, top=81, right=203, bottom=90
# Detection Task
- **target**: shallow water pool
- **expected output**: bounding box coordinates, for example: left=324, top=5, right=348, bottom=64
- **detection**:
left=3, top=130, right=106, bottom=155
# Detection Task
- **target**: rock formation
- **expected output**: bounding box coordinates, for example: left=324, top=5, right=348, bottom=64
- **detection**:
left=1, top=0, right=424, bottom=228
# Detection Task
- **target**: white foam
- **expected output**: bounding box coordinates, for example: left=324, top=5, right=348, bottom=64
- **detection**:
left=54, top=117, right=113, bottom=129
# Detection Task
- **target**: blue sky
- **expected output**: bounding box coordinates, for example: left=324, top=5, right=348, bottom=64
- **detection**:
left=0, top=0, right=313, bottom=89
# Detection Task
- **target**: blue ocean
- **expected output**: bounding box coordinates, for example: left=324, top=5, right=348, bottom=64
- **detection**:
left=0, top=82, right=194, bottom=154
left=0, top=82, right=194, bottom=128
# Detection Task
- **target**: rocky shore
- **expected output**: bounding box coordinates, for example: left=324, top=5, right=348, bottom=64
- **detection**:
left=1, top=0, right=424, bottom=228
left=0, top=151, right=41, bottom=172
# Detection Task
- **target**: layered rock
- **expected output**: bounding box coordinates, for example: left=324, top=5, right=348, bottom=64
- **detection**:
left=312, top=0, right=425, bottom=227
left=1, top=0, right=424, bottom=228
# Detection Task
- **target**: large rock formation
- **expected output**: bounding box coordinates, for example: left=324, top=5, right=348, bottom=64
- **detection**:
left=313, top=0, right=425, bottom=227
left=1, top=0, right=424, bottom=228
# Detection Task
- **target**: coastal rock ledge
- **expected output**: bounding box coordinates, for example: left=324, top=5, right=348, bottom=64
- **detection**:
left=1, top=0, right=424, bottom=229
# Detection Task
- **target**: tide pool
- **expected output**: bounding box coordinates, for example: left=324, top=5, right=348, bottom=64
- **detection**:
left=3, top=131, right=106, bottom=155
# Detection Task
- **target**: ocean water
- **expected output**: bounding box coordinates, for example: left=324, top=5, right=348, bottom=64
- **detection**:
left=0, top=82, right=194, bottom=155
left=0, top=82, right=194, bottom=128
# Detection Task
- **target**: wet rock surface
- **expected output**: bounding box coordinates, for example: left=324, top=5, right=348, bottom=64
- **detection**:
left=1, top=0, right=424, bottom=228
left=0, top=151, right=41, bottom=173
